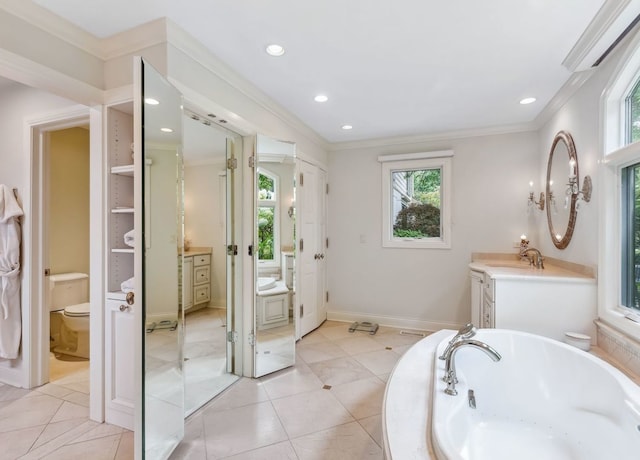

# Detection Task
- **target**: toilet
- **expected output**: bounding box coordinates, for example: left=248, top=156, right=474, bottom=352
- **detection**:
left=49, top=273, right=91, bottom=359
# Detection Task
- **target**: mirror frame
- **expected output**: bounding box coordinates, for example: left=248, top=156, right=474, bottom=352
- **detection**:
left=545, top=130, right=579, bottom=250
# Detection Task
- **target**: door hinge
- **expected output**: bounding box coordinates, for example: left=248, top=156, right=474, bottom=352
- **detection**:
left=227, top=158, right=237, bottom=170
left=227, top=331, right=238, bottom=343
left=44, top=268, right=50, bottom=276
left=326, top=291, right=329, bottom=303
left=326, top=237, right=329, bottom=249
left=248, top=156, right=256, bottom=168
left=300, top=304, right=304, bottom=317
left=299, top=172, right=304, bottom=186
left=248, top=332, right=256, bottom=346
left=299, top=238, right=304, bottom=252
left=226, top=244, right=238, bottom=256
left=326, top=183, right=329, bottom=194
left=248, top=245, right=254, bottom=257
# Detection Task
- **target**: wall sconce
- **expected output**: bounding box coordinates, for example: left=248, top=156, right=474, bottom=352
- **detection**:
left=566, top=159, right=592, bottom=209
left=527, top=181, right=545, bottom=211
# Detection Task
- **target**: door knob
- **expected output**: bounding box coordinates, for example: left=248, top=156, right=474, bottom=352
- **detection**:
left=319, top=254, right=325, bottom=260
left=314, top=254, right=319, bottom=260
left=119, top=304, right=130, bottom=312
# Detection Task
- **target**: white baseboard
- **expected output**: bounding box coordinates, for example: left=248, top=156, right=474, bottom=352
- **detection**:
left=326, top=310, right=462, bottom=333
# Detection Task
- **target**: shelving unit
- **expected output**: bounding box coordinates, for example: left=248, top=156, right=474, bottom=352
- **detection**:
left=107, top=106, right=135, bottom=296
left=105, top=103, right=136, bottom=430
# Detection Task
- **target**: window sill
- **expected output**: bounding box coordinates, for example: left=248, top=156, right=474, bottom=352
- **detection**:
left=598, top=310, right=640, bottom=343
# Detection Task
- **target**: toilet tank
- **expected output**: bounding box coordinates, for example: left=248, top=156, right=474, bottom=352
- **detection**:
left=49, top=273, right=89, bottom=311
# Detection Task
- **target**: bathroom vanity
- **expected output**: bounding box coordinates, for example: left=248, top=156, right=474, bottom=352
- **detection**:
left=469, top=254, right=597, bottom=343
left=182, top=248, right=212, bottom=312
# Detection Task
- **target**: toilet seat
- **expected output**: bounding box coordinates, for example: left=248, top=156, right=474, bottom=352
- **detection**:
left=64, top=302, right=90, bottom=317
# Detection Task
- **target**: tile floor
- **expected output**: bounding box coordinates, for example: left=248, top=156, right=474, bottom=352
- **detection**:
left=0, top=353, right=133, bottom=459
left=170, top=320, right=428, bottom=459
left=0, top=321, right=427, bottom=459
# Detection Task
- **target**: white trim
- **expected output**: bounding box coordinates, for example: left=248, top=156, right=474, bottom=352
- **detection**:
left=381, top=157, right=452, bottom=250
left=599, top=34, right=640, bottom=343
left=563, top=0, right=640, bottom=72
left=326, top=310, right=461, bottom=333
left=0, top=1, right=104, bottom=58
left=378, top=150, right=454, bottom=163
left=331, top=123, right=535, bottom=153
left=0, top=48, right=103, bottom=107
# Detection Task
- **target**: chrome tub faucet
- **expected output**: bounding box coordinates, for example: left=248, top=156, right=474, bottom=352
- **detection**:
left=438, top=323, right=476, bottom=361
left=443, top=339, right=501, bottom=396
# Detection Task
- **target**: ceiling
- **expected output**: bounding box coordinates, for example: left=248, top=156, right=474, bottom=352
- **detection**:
left=31, top=0, right=609, bottom=143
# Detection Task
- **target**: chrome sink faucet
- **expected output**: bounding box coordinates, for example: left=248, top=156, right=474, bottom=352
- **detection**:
left=438, top=323, right=476, bottom=361
left=444, top=339, right=501, bottom=396
left=520, top=247, right=545, bottom=269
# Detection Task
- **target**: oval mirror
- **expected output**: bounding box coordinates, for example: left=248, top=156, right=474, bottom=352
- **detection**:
left=545, top=131, right=578, bottom=249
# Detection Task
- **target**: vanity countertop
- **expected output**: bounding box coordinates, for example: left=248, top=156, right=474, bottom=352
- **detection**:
left=182, top=246, right=212, bottom=257
left=470, top=252, right=596, bottom=282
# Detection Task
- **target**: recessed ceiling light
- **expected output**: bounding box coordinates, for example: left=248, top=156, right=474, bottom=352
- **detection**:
left=266, top=44, right=285, bottom=56
left=520, top=97, right=536, bottom=105
left=145, top=98, right=159, bottom=105
left=314, top=94, right=328, bottom=103
left=160, top=127, right=173, bottom=133
left=341, top=125, right=353, bottom=130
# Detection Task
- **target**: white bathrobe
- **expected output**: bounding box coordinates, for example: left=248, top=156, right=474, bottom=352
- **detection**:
left=0, top=185, right=23, bottom=359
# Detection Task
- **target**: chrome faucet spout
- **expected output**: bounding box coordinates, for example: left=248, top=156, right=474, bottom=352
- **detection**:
left=444, top=339, right=501, bottom=396
left=438, top=323, right=476, bottom=361
left=520, top=247, right=545, bottom=269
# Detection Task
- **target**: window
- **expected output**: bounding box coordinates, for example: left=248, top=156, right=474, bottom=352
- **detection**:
left=601, top=34, right=640, bottom=338
left=621, top=162, right=640, bottom=311
left=257, top=168, right=279, bottom=266
left=380, top=151, right=452, bottom=249
left=626, top=78, right=640, bottom=144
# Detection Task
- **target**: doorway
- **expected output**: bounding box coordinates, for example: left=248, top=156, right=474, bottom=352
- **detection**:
left=46, top=127, right=92, bottom=396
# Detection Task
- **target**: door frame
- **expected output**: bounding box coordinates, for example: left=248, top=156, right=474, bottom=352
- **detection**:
left=25, top=104, right=105, bottom=421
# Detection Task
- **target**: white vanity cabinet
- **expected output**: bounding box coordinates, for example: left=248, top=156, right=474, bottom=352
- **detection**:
left=105, top=295, right=135, bottom=430
left=182, top=249, right=212, bottom=312
left=469, top=260, right=597, bottom=343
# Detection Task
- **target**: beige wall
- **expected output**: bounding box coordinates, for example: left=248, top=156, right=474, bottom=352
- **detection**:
left=49, top=127, right=90, bottom=276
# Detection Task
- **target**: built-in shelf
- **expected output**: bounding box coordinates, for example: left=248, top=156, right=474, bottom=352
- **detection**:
left=111, top=164, right=134, bottom=176
left=111, top=207, right=134, bottom=214
left=112, top=248, right=134, bottom=254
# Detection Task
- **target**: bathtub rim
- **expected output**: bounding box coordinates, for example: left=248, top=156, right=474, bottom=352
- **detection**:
left=383, top=328, right=640, bottom=460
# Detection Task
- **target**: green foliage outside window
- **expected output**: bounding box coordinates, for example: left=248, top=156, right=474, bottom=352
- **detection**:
left=258, top=171, right=276, bottom=261
left=393, top=168, right=441, bottom=238
left=258, top=206, right=274, bottom=260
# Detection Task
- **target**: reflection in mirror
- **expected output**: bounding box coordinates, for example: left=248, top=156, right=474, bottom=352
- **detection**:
left=182, top=109, right=240, bottom=415
left=141, top=61, right=184, bottom=458
left=254, top=135, right=296, bottom=378
left=546, top=131, right=578, bottom=249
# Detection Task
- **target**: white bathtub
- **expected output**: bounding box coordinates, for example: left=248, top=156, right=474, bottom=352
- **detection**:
left=383, top=329, right=640, bottom=460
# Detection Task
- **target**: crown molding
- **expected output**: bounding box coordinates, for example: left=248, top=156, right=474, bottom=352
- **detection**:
left=532, top=70, right=597, bottom=131
left=165, top=20, right=330, bottom=152
left=563, top=0, right=640, bottom=72
left=100, top=18, right=168, bottom=61
left=0, top=1, right=104, bottom=58
left=0, top=48, right=103, bottom=106
left=329, top=122, right=537, bottom=153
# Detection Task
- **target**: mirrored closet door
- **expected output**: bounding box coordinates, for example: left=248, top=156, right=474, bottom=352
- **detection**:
left=182, top=108, right=240, bottom=415
left=139, top=60, right=185, bottom=459
left=253, top=135, right=297, bottom=377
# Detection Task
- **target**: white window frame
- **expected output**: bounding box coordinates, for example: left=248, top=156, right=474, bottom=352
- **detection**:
left=257, top=168, right=280, bottom=268
left=379, top=150, right=453, bottom=249
left=600, top=32, right=640, bottom=340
